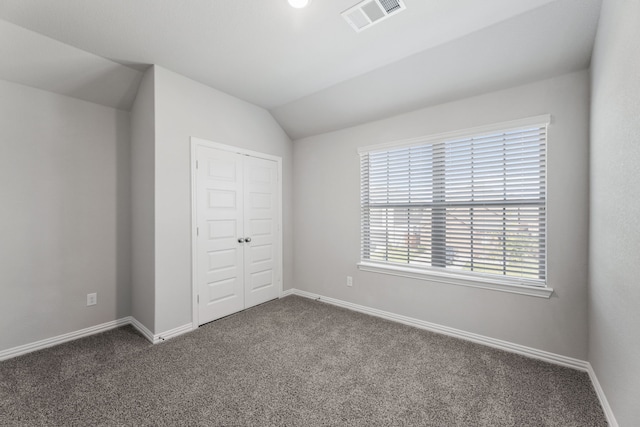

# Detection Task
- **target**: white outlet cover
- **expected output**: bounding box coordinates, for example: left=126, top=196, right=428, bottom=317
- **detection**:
left=87, top=293, right=97, bottom=306
left=347, top=276, right=353, bottom=286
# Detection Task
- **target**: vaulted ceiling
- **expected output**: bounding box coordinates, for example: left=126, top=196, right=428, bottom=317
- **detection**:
left=0, top=0, right=602, bottom=139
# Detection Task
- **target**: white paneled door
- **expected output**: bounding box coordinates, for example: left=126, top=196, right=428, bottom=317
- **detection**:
left=195, top=144, right=280, bottom=325
left=243, top=155, right=279, bottom=308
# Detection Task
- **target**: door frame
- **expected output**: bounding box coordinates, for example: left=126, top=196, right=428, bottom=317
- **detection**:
left=190, top=137, right=284, bottom=328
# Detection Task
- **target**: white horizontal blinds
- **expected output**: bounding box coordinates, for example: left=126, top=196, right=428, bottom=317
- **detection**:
left=361, top=123, right=547, bottom=285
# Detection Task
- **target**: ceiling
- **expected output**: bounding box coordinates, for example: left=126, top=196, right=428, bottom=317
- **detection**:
left=0, top=0, right=602, bottom=139
left=0, top=19, right=142, bottom=110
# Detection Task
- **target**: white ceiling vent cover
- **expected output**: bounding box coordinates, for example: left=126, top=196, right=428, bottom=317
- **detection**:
left=342, top=0, right=406, bottom=33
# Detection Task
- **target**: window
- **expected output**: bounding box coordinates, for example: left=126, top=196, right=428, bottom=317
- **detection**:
left=359, top=116, right=550, bottom=296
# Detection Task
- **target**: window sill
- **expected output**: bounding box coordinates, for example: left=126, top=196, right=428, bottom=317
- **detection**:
left=357, top=262, right=554, bottom=299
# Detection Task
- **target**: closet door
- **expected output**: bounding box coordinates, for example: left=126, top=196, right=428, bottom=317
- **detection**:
left=196, top=146, right=245, bottom=324
left=195, top=144, right=281, bottom=326
left=243, top=156, right=279, bottom=308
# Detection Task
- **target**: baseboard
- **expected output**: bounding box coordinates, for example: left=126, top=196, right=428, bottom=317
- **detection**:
left=280, top=288, right=295, bottom=298
left=129, top=318, right=194, bottom=344
left=129, top=317, right=155, bottom=343
left=0, top=317, right=131, bottom=361
left=287, top=289, right=588, bottom=370
left=154, top=323, right=194, bottom=344
left=1, top=317, right=195, bottom=361
left=587, top=363, right=619, bottom=427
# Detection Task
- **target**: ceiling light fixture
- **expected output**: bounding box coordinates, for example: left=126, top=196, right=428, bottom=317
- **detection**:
left=288, top=0, right=312, bottom=8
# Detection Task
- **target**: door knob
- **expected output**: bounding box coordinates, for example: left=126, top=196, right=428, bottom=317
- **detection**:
left=244, top=237, right=252, bottom=243
left=238, top=238, right=244, bottom=243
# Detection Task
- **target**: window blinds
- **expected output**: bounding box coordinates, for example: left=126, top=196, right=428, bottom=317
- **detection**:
left=360, top=121, right=547, bottom=285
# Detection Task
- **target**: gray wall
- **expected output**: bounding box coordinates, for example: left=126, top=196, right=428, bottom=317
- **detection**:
left=0, top=79, right=131, bottom=352
left=293, top=71, right=590, bottom=359
left=589, top=0, right=640, bottom=425
left=130, top=66, right=156, bottom=332
left=153, top=66, right=293, bottom=333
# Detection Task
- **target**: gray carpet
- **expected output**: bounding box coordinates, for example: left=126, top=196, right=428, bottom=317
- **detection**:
left=0, top=296, right=607, bottom=426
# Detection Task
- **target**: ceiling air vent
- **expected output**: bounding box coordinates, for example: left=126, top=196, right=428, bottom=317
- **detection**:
left=342, top=0, right=406, bottom=33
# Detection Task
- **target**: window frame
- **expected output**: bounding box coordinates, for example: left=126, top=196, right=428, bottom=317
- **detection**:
left=357, top=115, right=553, bottom=299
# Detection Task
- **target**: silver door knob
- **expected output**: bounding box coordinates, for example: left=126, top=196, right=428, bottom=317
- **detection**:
left=238, top=238, right=244, bottom=243
left=244, top=237, right=251, bottom=243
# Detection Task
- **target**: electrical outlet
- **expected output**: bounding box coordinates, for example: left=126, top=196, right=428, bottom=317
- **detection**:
left=347, top=276, right=353, bottom=287
left=87, top=293, right=97, bottom=306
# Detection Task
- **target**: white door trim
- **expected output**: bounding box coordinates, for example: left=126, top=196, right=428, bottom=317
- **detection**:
left=190, top=137, right=283, bottom=328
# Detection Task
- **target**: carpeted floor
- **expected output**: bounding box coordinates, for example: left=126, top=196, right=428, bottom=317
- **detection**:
left=0, top=296, right=607, bottom=426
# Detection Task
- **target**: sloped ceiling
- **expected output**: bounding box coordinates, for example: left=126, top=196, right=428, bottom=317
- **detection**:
left=273, top=0, right=602, bottom=139
left=0, top=20, right=142, bottom=110
left=0, top=0, right=601, bottom=138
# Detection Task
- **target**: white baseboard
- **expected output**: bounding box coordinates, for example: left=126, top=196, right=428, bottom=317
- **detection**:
left=587, top=363, right=619, bottom=427
left=1, top=317, right=195, bottom=361
left=129, top=316, right=155, bottom=343
left=285, top=288, right=618, bottom=426
left=154, top=323, right=194, bottom=344
left=288, top=289, right=588, bottom=370
left=129, top=317, right=194, bottom=344
left=280, top=288, right=295, bottom=298
left=0, top=317, right=131, bottom=361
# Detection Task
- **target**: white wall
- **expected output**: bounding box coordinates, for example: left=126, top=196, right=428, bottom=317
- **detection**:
left=0, top=79, right=131, bottom=352
left=130, top=66, right=156, bottom=332
left=293, top=71, right=590, bottom=359
left=589, top=0, right=640, bottom=425
left=153, top=66, right=293, bottom=333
